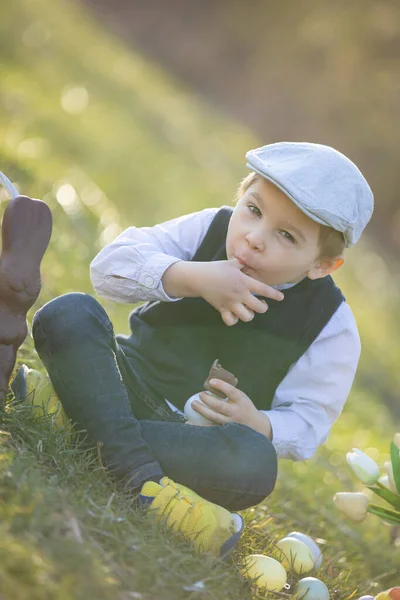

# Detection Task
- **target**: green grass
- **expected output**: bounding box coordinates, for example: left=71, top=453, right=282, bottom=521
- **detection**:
left=1, top=0, right=400, bottom=597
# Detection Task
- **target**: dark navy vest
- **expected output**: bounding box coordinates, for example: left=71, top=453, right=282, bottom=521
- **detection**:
left=119, top=207, right=345, bottom=411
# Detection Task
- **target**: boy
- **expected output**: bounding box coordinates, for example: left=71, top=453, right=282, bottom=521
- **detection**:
left=26, top=142, right=373, bottom=557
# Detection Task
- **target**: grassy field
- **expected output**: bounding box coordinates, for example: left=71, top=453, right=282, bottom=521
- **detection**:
left=1, top=0, right=400, bottom=598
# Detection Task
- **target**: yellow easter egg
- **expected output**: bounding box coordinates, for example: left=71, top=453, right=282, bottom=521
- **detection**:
left=241, top=554, right=287, bottom=591
left=26, top=369, right=70, bottom=431
left=50, top=399, right=70, bottom=431
left=375, top=593, right=392, bottom=600
left=27, top=369, right=55, bottom=419
left=275, top=537, right=315, bottom=575
left=286, top=531, right=323, bottom=569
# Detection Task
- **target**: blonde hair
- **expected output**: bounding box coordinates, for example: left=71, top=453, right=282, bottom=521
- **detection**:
left=236, top=172, right=345, bottom=259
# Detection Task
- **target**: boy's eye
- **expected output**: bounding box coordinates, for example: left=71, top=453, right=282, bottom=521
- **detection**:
left=279, top=230, right=296, bottom=244
left=248, top=204, right=261, bottom=217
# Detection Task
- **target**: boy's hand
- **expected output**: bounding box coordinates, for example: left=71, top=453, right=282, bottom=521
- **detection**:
left=193, top=258, right=284, bottom=326
left=191, top=378, right=273, bottom=439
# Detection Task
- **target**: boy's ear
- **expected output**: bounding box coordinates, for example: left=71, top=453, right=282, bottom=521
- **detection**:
left=307, top=256, right=345, bottom=280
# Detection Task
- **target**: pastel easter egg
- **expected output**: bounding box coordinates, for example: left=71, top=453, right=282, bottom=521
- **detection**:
left=241, top=554, right=287, bottom=591
left=184, top=393, right=214, bottom=425
left=356, top=596, right=375, bottom=600
left=25, top=369, right=69, bottom=430
left=184, top=392, right=228, bottom=426
left=376, top=591, right=400, bottom=600
left=286, top=531, right=322, bottom=569
left=26, top=368, right=56, bottom=419
left=295, top=577, right=330, bottom=600
left=375, top=593, right=392, bottom=600
left=275, top=537, right=314, bottom=575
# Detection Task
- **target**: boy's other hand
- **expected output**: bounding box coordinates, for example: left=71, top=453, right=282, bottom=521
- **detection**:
left=193, top=258, right=284, bottom=326
left=191, top=378, right=273, bottom=439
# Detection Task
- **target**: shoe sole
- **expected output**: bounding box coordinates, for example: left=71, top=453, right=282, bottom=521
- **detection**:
left=220, top=513, right=244, bottom=559
left=10, top=363, right=29, bottom=401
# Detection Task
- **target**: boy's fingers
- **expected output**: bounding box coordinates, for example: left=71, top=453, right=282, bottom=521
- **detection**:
left=229, top=257, right=244, bottom=270
left=253, top=280, right=284, bottom=302
left=232, top=303, right=255, bottom=323
left=193, top=398, right=230, bottom=424
left=198, top=392, right=232, bottom=416
left=245, top=294, right=269, bottom=314
left=220, top=310, right=238, bottom=326
left=207, top=379, right=242, bottom=401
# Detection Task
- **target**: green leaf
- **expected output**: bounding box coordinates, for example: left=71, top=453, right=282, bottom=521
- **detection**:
left=368, top=485, right=400, bottom=510
left=390, top=442, right=400, bottom=494
left=368, top=504, right=400, bottom=525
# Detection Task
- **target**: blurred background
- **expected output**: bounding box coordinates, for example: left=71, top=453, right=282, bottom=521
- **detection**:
left=84, top=0, right=400, bottom=254
left=1, top=0, right=400, bottom=589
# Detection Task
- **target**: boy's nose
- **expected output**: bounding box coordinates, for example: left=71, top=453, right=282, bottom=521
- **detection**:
left=245, top=231, right=265, bottom=252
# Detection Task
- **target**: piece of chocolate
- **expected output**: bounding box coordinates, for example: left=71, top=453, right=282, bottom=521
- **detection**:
left=203, top=359, right=238, bottom=398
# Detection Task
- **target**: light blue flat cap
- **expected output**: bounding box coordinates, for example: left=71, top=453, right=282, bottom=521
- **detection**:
left=246, top=142, right=374, bottom=247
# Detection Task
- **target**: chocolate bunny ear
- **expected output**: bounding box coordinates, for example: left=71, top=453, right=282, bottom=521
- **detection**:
left=0, top=171, right=19, bottom=200
left=203, top=359, right=238, bottom=398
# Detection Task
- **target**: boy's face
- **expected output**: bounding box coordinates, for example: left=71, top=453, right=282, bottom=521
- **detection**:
left=226, top=177, right=341, bottom=287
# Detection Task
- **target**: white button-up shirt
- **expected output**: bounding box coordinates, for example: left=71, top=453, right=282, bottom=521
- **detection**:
left=90, top=207, right=361, bottom=461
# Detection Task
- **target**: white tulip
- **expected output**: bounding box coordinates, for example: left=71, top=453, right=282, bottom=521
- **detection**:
left=378, top=475, right=393, bottom=493
left=393, top=432, right=400, bottom=450
left=384, top=461, right=399, bottom=494
left=346, top=448, right=380, bottom=485
left=333, top=492, right=369, bottom=522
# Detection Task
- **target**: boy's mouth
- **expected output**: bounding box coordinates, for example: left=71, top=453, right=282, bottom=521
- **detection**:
left=235, top=254, right=251, bottom=270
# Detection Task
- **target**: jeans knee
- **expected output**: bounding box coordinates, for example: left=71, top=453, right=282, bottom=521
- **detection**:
left=232, top=425, right=277, bottom=503
left=249, top=448, right=277, bottom=502
left=32, top=293, right=111, bottom=351
left=33, top=292, right=94, bottom=329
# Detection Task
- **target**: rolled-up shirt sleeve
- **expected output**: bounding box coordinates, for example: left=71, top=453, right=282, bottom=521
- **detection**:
left=263, top=302, right=361, bottom=461
left=90, top=207, right=218, bottom=303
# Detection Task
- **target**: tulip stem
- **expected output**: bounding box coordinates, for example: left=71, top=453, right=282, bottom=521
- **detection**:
left=368, top=504, right=400, bottom=524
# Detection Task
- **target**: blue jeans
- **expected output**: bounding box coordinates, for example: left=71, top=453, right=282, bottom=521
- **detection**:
left=32, top=293, right=277, bottom=511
